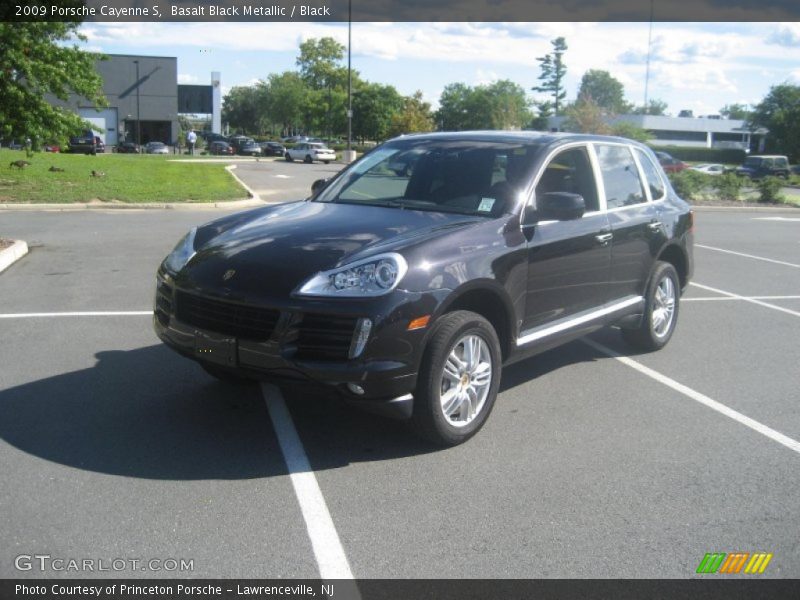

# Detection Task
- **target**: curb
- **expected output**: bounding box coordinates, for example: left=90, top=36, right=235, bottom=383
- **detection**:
left=0, top=240, right=29, bottom=274
left=0, top=198, right=268, bottom=211
left=692, top=205, right=800, bottom=212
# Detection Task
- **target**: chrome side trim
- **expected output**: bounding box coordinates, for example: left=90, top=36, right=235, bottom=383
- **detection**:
left=516, top=296, right=643, bottom=347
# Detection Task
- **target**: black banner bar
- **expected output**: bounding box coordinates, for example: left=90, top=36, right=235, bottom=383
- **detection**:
left=2, top=0, right=800, bottom=23
left=3, top=579, right=800, bottom=600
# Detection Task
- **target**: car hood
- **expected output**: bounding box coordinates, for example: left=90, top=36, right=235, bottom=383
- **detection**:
left=175, top=201, right=482, bottom=301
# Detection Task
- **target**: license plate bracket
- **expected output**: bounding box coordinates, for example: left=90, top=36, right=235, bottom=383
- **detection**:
left=194, top=330, right=237, bottom=367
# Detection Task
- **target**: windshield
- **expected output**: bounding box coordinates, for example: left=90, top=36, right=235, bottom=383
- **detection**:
left=314, top=138, right=542, bottom=216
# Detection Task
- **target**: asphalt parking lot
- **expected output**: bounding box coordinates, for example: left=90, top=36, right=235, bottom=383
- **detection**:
left=1, top=201, right=799, bottom=581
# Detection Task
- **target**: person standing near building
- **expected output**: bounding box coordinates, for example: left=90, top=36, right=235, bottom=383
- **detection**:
left=187, top=130, right=197, bottom=155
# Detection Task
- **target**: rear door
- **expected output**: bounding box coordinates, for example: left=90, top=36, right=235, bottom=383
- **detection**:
left=594, top=143, right=667, bottom=302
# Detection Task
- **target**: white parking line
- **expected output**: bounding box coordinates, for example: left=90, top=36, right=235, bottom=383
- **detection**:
left=582, top=338, right=800, bottom=456
left=0, top=311, right=152, bottom=319
left=695, top=244, right=800, bottom=269
left=683, top=295, right=800, bottom=302
left=261, top=384, right=356, bottom=581
left=689, top=283, right=800, bottom=318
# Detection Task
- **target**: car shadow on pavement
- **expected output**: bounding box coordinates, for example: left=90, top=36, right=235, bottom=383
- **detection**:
left=0, top=339, right=611, bottom=479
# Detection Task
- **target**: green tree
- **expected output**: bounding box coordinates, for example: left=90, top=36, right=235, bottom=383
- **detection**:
left=296, top=37, right=347, bottom=90
left=631, top=98, right=668, bottom=116
left=352, top=82, right=404, bottom=142
left=436, top=83, right=473, bottom=130
left=484, top=80, right=532, bottom=130
left=562, top=95, right=610, bottom=134
left=577, top=70, right=631, bottom=114
left=437, top=81, right=530, bottom=131
left=222, top=85, right=265, bottom=135
left=720, top=103, right=752, bottom=121
left=263, top=71, right=308, bottom=137
left=749, top=84, right=800, bottom=162
left=0, top=21, right=106, bottom=148
left=388, top=91, right=435, bottom=137
left=532, top=37, right=568, bottom=116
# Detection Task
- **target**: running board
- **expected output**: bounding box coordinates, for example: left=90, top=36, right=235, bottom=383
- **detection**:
left=516, top=296, right=644, bottom=347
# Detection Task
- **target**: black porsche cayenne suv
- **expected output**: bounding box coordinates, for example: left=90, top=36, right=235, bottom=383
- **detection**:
left=155, top=132, right=694, bottom=446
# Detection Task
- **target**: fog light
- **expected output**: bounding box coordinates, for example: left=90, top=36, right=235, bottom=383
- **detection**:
left=347, top=383, right=365, bottom=395
left=348, top=318, right=372, bottom=359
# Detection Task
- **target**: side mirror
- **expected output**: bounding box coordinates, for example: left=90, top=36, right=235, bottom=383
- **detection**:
left=311, top=178, right=329, bottom=194
left=537, top=192, right=585, bottom=221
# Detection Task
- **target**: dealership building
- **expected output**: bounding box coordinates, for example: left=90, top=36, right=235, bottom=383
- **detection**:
left=50, top=54, right=221, bottom=146
left=548, top=114, right=767, bottom=153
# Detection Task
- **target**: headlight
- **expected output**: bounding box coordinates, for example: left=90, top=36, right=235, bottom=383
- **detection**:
left=163, top=227, right=197, bottom=273
left=296, top=253, right=408, bottom=297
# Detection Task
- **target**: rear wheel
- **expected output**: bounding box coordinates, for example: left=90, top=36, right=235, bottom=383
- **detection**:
left=411, top=311, right=501, bottom=446
left=622, top=261, right=680, bottom=351
left=285, top=152, right=293, bottom=162
left=304, top=154, right=313, bottom=164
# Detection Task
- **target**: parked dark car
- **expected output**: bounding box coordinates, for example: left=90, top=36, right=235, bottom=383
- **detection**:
left=260, top=141, right=286, bottom=156
left=145, top=141, right=169, bottom=155
left=655, top=151, right=688, bottom=174
left=735, top=155, right=790, bottom=179
left=154, top=132, right=694, bottom=446
left=203, top=132, right=228, bottom=144
left=237, top=140, right=262, bottom=156
left=68, top=132, right=104, bottom=155
left=227, top=135, right=251, bottom=151
left=115, top=142, right=141, bottom=154
left=209, top=141, right=235, bottom=155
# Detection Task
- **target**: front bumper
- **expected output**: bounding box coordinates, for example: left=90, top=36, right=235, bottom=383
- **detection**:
left=154, top=274, right=448, bottom=417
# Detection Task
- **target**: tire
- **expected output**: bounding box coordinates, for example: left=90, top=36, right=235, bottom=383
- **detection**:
left=622, top=261, right=680, bottom=351
left=285, top=152, right=293, bottom=162
left=411, top=311, right=502, bottom=446
left=304, top=154, right=313, bottom=164
left=323, top=160, right=330, bottom=164
left=201, top=363, right=253, bottom=384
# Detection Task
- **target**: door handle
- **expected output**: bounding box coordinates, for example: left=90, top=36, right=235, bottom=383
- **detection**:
left=647, top=221, right=662, bottom=232
left=595, top=233, right=613, bottom=245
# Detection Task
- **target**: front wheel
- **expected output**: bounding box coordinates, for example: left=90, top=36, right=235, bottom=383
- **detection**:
left=285, top=152, right=293, bottom=162
left=304, top=154, right=313, bottom=164
left=411, top=311, right=501, bottom=446
left=622, top=261, right=680, bottom=351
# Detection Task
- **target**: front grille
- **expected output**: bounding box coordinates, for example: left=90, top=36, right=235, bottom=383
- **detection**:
left=155, top=279, right=173, bottom=326
left=288, top=313, right=359, bottom=361
left=175, top=291, right=280, bottom=341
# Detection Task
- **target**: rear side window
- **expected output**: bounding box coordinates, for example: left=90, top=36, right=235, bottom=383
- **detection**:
left=595, top=144, right=647, bottom=209
left=635, top=149, right=666, bottom=200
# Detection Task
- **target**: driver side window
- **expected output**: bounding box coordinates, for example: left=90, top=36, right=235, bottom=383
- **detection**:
left=535, top=146, right=599, bottom=213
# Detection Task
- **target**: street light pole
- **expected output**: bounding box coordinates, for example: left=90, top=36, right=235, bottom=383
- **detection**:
left=134, top=60, right=141, bottom=148
left=344, top=0, right=355, bottom=162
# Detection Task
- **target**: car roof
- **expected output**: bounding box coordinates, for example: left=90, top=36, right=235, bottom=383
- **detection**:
left=747, top=155, right=787, bottom=159
left=392, top=130, right=649, bottom=147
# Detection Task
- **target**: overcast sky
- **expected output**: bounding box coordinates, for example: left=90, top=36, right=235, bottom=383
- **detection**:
left=77, top=21, right=800, bottom=116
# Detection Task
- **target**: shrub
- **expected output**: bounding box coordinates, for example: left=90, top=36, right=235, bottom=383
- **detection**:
left=756, top=176, right=784, bottom=203
left=668, top=170, right=711, bottom=200
left=712, top=173, right=744, bottom=201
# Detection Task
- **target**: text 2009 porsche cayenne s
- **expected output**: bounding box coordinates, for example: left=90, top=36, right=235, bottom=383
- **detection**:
left=155, top=131, right=693, bottom=446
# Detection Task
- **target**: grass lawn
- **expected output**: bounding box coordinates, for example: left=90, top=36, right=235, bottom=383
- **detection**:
left=0, top=149, right=246, bottom=203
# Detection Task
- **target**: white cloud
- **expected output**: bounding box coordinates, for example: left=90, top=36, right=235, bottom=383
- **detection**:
left=768, top=24, right=800, bottom=47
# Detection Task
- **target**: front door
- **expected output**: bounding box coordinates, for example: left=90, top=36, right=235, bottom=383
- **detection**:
left=523, top=145, right=613, bottom=332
